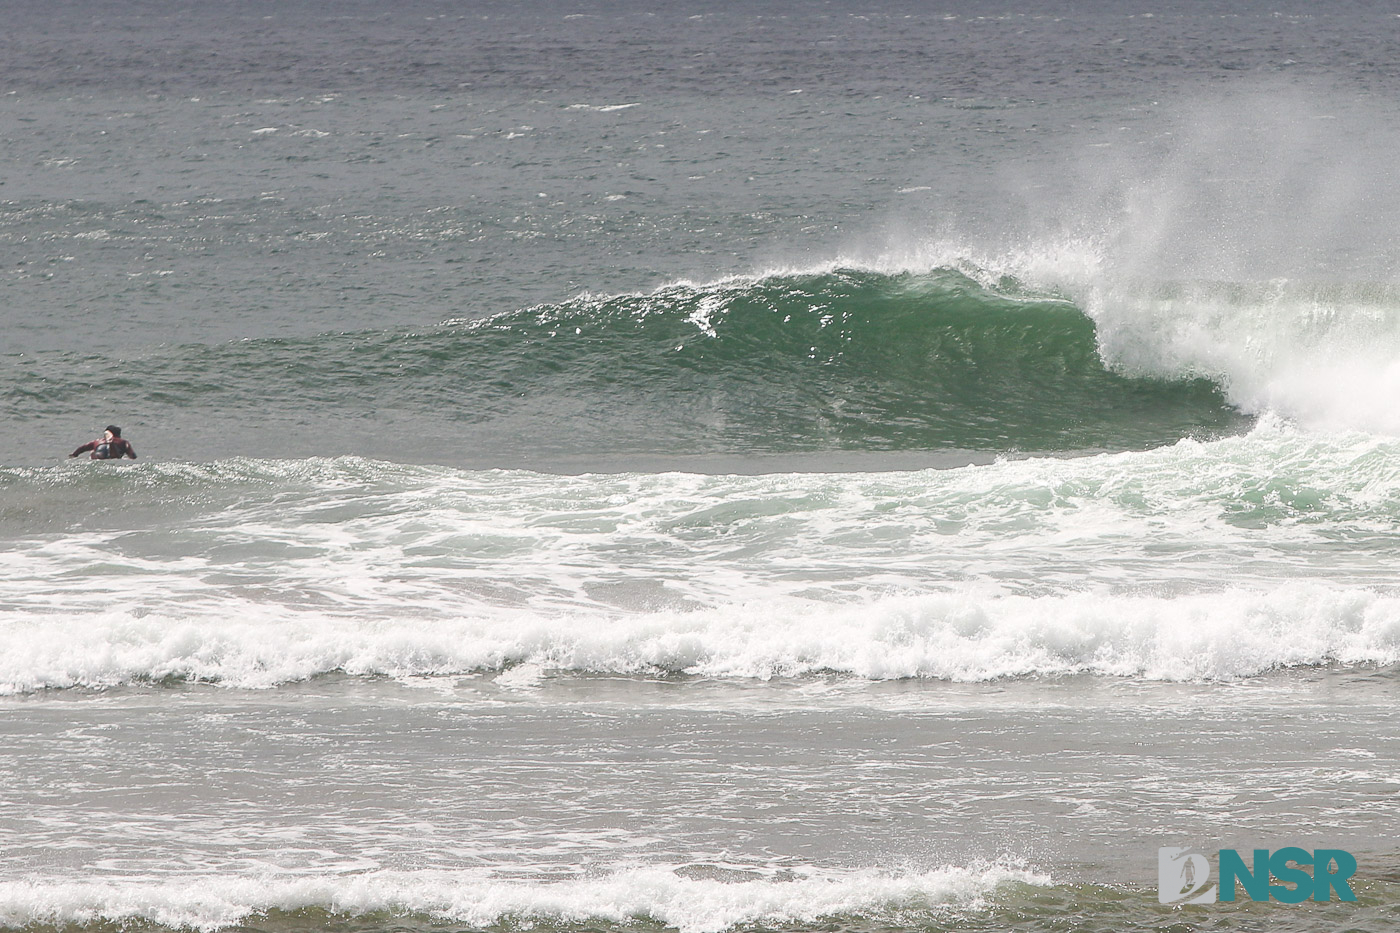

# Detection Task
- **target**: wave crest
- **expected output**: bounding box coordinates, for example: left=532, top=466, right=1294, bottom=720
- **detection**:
left=0, top=864, right=1049, bottom=933
left=5, top=582, right=1399, bottom=694
left=440, top=266, right=1245, bottom=452
left=12, top=267, right=1247, bottom=462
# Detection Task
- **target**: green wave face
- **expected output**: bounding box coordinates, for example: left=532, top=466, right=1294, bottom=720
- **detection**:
left=16, top=268, right=1249, bottom=460
left=428, top=267, right=1247, bottom=453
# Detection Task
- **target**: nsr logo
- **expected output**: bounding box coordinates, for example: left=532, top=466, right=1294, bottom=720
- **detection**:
left=1159, top=847, right=1358, bottom=904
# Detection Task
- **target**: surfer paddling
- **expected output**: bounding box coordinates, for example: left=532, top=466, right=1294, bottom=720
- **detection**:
left=70, top=425, right=137, bottom=460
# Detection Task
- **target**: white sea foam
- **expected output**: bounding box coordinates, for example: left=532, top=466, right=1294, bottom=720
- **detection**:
left=567, top=102, right=642, bottom=112
left=0, top=864, right=1048, bottom=933
left=4, top=580, right=1400, bottom=693
left=1083, top=279, right=1400, bottom=436
left=4, top=427, right=1400, bottom=692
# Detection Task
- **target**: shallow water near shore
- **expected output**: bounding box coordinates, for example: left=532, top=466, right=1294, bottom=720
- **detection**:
left=4, top=670, right=1399, bottom=932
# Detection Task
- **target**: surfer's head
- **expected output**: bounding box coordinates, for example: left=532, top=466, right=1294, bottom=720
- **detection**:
left=105, top=425, right=122, bottom=438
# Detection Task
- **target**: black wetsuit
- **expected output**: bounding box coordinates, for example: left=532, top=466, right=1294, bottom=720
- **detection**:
left=71, top=437, right=137, bottom=460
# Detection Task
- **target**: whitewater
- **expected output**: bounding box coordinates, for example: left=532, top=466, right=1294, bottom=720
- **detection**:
left=5, top=420, right=1400, bottom=695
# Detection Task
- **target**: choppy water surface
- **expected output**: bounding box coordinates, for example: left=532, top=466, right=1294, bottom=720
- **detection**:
left=5, top=2, right=1400, bottom=931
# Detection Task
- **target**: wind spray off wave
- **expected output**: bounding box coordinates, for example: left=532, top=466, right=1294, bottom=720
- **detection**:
left=986, top=83, right=1400, bottom=438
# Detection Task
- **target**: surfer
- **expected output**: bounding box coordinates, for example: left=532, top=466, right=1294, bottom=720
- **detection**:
left=69, top=425, right=137, bottom=460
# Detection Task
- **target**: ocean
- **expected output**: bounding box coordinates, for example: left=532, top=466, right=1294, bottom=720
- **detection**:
left=4, top=1, right=1400, bottom=930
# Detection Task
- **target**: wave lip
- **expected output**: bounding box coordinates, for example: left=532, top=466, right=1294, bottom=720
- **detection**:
left=0, top=864, right=1050, bottom=933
